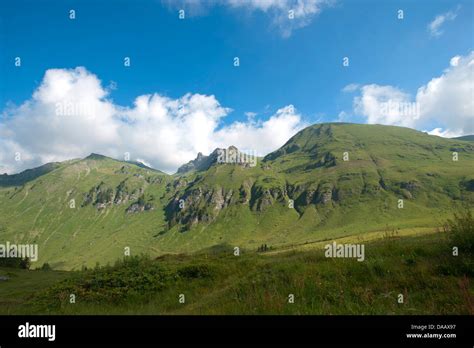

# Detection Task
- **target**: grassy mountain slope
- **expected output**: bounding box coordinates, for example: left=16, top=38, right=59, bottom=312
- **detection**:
left=454, top=135, right=474, bottom=142
left=157, top=123, right=474, bottom=253
left=0, top=156, right=171, bottom=270
left=0, top=123, right=473, bottom=270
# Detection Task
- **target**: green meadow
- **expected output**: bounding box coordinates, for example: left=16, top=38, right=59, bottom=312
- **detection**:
left=0, top=228, right=472, bottom=315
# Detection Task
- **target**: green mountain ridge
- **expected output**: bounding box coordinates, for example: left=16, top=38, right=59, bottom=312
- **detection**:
left=453, top=135, right=474, bottom=142
left=1, top=123, right=473, bottom=270
left=0, top=162, right=62, bottom=187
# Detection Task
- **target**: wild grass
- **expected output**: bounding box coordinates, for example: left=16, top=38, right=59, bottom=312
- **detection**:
left=1, top=229, right=472, bottom=315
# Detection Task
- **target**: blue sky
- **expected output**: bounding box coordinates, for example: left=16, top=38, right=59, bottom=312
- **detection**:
left=0, top=0, right=473, bottom=173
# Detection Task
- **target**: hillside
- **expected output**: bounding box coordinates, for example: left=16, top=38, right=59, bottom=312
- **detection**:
left=1, top=231, right=472, bottom=315
left=0, top=123, right=473, bottom=270
left=454, top=135, right=474, bottom=142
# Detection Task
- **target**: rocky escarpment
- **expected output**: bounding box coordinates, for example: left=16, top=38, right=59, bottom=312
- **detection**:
left=165, top=185, right=234, bottom=230
left=82, top=180, right=152, bottom=212
left=163, top=174, right=431, bottom=231
left=165, top=180, right=344, bottom=231
left=125, top=194, right=154, bottom=213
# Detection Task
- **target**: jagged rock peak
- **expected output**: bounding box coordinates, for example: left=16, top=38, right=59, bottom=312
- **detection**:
left=177, top=146, right=242, bottom=174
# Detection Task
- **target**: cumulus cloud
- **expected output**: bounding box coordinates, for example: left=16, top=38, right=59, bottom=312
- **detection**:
left=415, top=52, right=474, bottom=135
left=214, top=105, right=307, bottom=154
left=162, top=0, right=334, bottom=37
left=428, top=6, right=460, bottom=37
left=354, top=84, right=417, bottom=127
left=352, top=51, right=474, bottom=137
left=0, top=67, right=306, bottom=174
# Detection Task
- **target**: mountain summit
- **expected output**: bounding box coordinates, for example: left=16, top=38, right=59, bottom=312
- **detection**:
left=177, top=146, right=252, bottom=174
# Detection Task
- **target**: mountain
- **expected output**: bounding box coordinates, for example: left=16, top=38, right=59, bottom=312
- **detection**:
left=177, top=149, right=219, bottom=174
left=0, top=162, right=61, bottom=187
left=453, top=135, right=474, bottom=142
left=1, top=123, right=473, bottom=270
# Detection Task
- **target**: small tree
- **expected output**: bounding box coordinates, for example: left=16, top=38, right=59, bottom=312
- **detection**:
left=19, top=257, right=30, bottom=270
left=41, top=263, right=52, bottom=271
left=445, top=209, right=474, bottom=253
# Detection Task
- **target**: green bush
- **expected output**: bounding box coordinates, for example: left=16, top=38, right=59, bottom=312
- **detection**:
left=445, top=209, right=474, bottom=254
left=177, top=264, right=213, bottom=279
left=0, top=257, right=30, bottom=269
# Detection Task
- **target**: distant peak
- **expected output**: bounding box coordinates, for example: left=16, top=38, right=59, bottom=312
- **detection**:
left=210, top=146, right=239, bottom=155
left=85, top=153, right=108, bottom=160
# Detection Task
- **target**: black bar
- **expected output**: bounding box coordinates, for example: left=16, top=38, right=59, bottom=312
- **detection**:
left=0, top=315, right=472, bottom=346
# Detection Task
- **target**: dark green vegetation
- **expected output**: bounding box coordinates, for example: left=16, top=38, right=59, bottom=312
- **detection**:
left=0, top=123, right=473, bottom=270
left=0, top=257, right=31, bottom=269
left=0, top=229, right=472, bottom=315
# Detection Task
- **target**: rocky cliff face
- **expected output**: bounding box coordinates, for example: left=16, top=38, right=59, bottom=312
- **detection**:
left=82, top=180, right=153, bottom=212
left=164, top=179, right=351, bottom=231
left=165, top=185, right=235, bottom=230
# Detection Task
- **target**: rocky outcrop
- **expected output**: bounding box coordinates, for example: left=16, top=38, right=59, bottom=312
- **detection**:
left=82, top=180, right=145, bottom=210
left=165, top=185, right=234, bottom=230
left=177, top=146, right=257, bottom=174
left=250, top=184, right=287, bottom=212
left=238, top=180, right=253, bottom=204
left=126, top=201, right=154, bottom=214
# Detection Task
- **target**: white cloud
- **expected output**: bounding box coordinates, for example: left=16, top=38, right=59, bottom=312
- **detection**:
left=428, top=6, right=460, bottom=37
left=425, top=127, right=463, bottom=138
left=229, top=0, right=332, bottom=37
left=354, top=84, right=417, bottom=127
left=0, top=67, right=306, bottom=174
left=415, top=51, right=474, bottom=136
left=342, top=83, right=360, bottom=93
left=336, top=111, right=348, bottom=122
left=214, top=105, right=307, bottom=155
left=450, top=55, right=461, bottom=67
left=163, top=0, right=334, bottom=37
left=245, top=111, right=257, bottom=120
left=352, top=51, right=474, bottom=136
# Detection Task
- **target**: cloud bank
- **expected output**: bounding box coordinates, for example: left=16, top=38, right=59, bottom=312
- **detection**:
left=0, top=67, right=306, bottom=174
